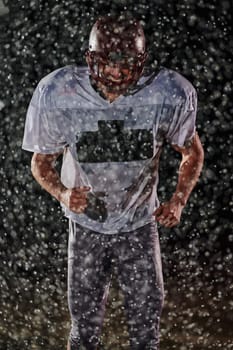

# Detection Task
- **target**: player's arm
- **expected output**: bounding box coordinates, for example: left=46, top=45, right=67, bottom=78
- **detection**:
left=31, top=152, right=90, bottom=213
left=154, top=132, right=204, bottom=227
left=170, top=131, right=204, bottom=206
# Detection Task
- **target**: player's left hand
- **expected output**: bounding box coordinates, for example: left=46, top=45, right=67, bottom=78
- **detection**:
left=153, top=199, right=185, bottom=228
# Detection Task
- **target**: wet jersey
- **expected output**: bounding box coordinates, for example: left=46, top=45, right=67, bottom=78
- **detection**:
left=22, top=65, right=197, bottom=234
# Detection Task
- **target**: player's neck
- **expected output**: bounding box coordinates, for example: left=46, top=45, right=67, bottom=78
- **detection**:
left=99, top=88, right=122, bottom=103
left=97, top=84, right=124, bottom=102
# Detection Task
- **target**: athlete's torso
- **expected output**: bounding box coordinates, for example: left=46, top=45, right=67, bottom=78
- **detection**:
left=23, top=65, right=197, bottom=234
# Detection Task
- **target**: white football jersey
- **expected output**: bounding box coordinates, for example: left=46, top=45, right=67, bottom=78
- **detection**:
left=22, top=65, right=197, bottom=234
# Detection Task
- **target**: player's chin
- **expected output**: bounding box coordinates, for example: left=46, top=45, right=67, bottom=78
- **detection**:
left=108, top=80, right=132, bottom=91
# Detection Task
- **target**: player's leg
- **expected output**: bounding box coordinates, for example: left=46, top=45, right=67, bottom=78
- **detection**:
left=114, top=222, right=164, bottom=350
left=67, top=220, right=112, bottom=350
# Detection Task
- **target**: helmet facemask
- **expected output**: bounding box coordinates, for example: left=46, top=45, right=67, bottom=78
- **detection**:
left=86, top=51, right=147, bottom=91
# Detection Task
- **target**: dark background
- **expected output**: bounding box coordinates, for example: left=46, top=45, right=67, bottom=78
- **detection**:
left=0, top=0, right=232, bottom=349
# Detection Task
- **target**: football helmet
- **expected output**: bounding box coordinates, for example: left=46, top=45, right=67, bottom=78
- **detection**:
left=86, top=16, right=147, bottom=90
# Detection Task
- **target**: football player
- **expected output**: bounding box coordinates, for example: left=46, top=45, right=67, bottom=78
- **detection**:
left=22, top=15, right=204, bottom=350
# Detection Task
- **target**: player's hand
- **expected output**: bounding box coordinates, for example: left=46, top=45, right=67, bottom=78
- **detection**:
left=60, top=187, right=91, bottom=214
left=153, top=199, right=185, bottom=228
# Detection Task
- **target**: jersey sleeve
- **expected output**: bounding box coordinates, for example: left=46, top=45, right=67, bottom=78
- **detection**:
left=165, top=88, right=197, bottom=147
left=22, top=83, right=67, bottom=153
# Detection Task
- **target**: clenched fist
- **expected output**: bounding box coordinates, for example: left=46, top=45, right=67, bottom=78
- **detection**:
left=60, top=186, right=91, bottom=214
left=154, top=199, right=185, bottom=228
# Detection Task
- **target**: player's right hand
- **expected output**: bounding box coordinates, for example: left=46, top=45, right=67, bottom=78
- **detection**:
left=60, top=187, right=91, bottom=214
